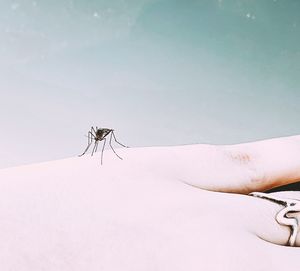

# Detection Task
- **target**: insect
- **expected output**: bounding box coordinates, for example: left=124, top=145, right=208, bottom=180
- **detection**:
left=79, top=126, right=128, bottom=164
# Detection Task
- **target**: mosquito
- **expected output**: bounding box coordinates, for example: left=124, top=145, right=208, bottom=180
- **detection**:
left=79, top=126, right=128, bottom=164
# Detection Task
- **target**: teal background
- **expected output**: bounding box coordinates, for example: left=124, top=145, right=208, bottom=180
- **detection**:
left=0, top=0, right=299, bottom=168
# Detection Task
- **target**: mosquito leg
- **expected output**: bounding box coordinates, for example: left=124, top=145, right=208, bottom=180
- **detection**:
left=95, top=141, right=99, bottom=152
left=89, top=131, right=95, bottom=142
left=79, top=132, right=94, bottom=156
left=92, top=126, right=97, bottom=136
left=109, top=133, right=123, bottom=160
left=79, top=143, right=92, bottom=157
left=112, top=131, right=129, bottom=148
left=91, top=140, right=98, bottom=156
left=101, top=138, right=106, bottom=165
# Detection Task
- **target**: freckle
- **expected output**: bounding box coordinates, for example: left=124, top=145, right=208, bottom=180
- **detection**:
left=231, top=153, right=251, bottom=164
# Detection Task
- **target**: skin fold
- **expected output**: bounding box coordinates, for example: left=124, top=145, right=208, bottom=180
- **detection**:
left=0, top=135, right=299, bottom=270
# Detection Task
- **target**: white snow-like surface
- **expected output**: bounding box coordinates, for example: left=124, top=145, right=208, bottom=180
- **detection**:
left=0, top=146, right=299, bottom=270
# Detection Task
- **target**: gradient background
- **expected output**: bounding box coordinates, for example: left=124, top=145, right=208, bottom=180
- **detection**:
left=0, top=0, right=299, bottom=168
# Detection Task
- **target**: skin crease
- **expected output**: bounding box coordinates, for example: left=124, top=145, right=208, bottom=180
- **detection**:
left=0, top=135, right=299, bottom=271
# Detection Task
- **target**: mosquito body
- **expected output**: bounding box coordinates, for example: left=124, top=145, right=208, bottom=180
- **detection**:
left=79, top=126, right=128, bottom=164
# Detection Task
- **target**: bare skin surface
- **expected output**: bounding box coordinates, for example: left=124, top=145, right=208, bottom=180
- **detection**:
left=0, top=135, right=300, bottom=270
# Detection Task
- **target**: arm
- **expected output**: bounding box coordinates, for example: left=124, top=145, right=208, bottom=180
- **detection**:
left=225, top=135, right=300, bottom=193
left=163, top=135, right=300, bottom=194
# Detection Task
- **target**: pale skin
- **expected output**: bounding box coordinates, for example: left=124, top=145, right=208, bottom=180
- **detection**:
left=0, top=135, right=300, bottom=270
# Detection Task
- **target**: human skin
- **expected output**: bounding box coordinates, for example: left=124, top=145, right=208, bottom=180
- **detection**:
left=150, top=135, right=300, bottom=194
left=0, top=135, right=299, bottom=270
